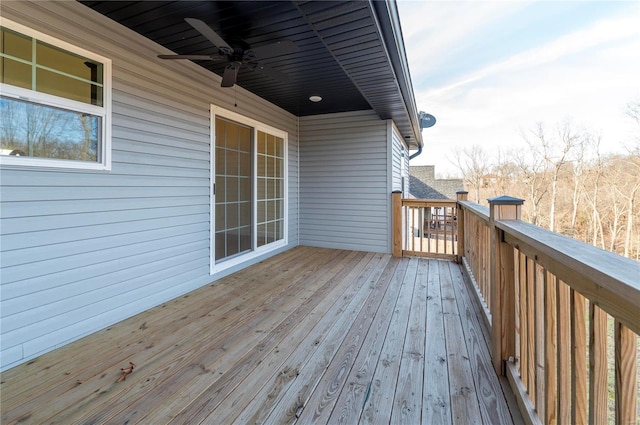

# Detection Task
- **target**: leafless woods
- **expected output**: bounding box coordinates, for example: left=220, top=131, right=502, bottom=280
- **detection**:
left=453, top=103, right=640, bottom=260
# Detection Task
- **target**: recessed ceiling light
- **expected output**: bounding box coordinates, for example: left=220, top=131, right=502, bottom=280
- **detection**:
left=309, top=95, right=322, bottom=102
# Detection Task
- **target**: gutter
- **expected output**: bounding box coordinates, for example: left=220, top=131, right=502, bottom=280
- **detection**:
left=370, top=0, right=423, bottom=150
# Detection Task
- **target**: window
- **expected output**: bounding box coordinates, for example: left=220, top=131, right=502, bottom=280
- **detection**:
left=212, top=108, right=287, bottom=271
left=0, top=19, right=111, bottom=170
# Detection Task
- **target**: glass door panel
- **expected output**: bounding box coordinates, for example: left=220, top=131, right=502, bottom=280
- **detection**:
left=256, top=131, right=284, bottom=247
left=215, top=117, right=252, bottom=261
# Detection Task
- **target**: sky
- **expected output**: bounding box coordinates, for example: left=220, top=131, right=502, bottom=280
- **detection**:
left=397, top=0, right=640, bottom=176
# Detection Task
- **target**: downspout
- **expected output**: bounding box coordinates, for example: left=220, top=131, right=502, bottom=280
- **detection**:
left=409, top=144, right=422, bottom=160
left=410, top=111, right=436, bottom=160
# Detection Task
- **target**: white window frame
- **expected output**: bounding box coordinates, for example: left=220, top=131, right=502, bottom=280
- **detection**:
left=0, top=18, right=112, bottom=171
left=210, top=106, right=288, bottom=275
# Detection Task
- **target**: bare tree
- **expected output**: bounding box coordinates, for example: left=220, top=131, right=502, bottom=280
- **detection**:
left=580, top=134, right=606, bottom=248
left=545, top=122, right=579, bottom=231
left=515, top=123, right=552, bottom=226
left=627, top=99, right=640, bottom=127
left=0, top=98, right=21, bottom=150
left=569, top=138, right=588, bottom=237
left=621, top=178, right=638, bottom=256
left=620, top=103, right=640, bottom=257
left=453, top=144, right=491, bottom=203
left=491, top=148, right=518, bottom=196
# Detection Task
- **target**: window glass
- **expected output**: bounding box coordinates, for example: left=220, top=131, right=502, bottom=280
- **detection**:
left=0, top=58, right=31, bottom=89
left=1, top=26, right=104, bottom=107
left=0, top=96, right=100, bottom=161
left=36, top=68, right=103, bottom=106
left=0, top=28, right=31, bottom=61
left=36, top=41, right=103, bottom=84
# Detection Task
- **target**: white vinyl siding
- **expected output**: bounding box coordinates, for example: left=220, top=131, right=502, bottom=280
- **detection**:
left=0, top=1, right=298, bottom=370
left=299, top=110, right=389, bottom=253
left=391, top=124, right=409, bottom=195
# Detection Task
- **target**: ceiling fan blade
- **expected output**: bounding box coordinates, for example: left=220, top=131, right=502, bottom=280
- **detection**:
left=221, top=64, right=240, bottom=87
left=247, top=40, right=298, bottom=59
left=158, top=54, right=225, bottom=60
left=184, top=18, right=232, bottom=51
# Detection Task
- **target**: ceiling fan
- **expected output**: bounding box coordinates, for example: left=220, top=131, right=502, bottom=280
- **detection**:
left=158, top=18, right=298, bottom=87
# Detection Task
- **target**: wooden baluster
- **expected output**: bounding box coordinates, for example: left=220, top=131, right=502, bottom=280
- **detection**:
left=535, top=263, right=546, bottom=419
left=571, top=290, right=587, bottom=425
left=615, top=321, right=637, bottom=425
left=556, top=280, right=570, bottom=425
left=514, top=249, right=521, bottom=375
left=485, top=224, right=491, bottom=309
left=477, top=218, right=482, bottom=300
left=409, top=205, right=414, bottom=252
left=520, top=252, right=528, bottom=387
left=444, top=206, right=449, bottom=254
left=450, top=205, right=454, bottom=254
left=473, top=217, right=478, bottom=294
left=589, top=304, right=608, bottom=425
left=527, top=256, right=536, bottom=405
left=465, top=214, right=469, bottom=259
left=545, top=271, right=558, bottom=425
left=477, top=217, right=481, bottom=298
left=480, top=218, right=484, bottom=300
left=426, top=205, right=432, bottom=253
left=419, top=206, right=423, bottom=253
left=456, top=191, right=466, bottom=262
left=448, top=205, right=453, bottom=254
left=475, top=219, right=479, bottom=295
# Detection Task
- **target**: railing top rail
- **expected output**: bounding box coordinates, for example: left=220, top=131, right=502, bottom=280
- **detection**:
left=458, top=200, right=490, bottom=224
left=497, top=219, right=640, bottom=335
left=402, top=198, right=457, bottom=207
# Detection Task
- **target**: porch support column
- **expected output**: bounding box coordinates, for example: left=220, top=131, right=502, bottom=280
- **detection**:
left=488, top=195, right=523, bottom=375
left=392, top=191, right=402, bottom=257
left=456, top=191, right=468, bottom=264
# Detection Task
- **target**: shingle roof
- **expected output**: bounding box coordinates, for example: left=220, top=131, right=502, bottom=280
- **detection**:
left=409, top=166, right=464, bottom=200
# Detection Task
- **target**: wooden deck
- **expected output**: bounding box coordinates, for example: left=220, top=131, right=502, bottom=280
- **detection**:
left=0, top=247, right=523, bottom=424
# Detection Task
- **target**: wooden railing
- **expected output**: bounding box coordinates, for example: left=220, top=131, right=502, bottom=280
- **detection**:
left=392, top=192, right=457, bottom=260
left=392, top=191, right=640, bottom=424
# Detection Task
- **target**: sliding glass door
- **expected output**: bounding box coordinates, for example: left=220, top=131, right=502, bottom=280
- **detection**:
left=212, top=111, right=287, bottom=269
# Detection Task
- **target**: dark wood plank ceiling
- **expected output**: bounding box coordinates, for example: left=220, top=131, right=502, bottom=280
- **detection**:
left=80, top=0, right=422, bottom=148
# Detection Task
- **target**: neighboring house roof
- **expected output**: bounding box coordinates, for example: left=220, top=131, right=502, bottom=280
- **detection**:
left=81, top=0, right=423, bottom=150
left=410, top=165, right=464, bottom=200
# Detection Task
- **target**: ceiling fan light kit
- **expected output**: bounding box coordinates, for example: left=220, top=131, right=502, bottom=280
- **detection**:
left=158, top=18, right=298, bottom=88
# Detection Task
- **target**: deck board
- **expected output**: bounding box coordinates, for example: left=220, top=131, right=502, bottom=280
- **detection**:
left=391, top=257, right=427, bottom=425
left=422, top=258, right=453, bottom=425
left=0, top=247, right=523, bottom=425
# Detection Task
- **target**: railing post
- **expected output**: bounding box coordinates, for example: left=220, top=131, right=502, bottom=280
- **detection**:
left=392, top=191, right=402, bottom=257
left=456, top=191, right=468, bottom=264
left=488, top=195, right=524, bottom=375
